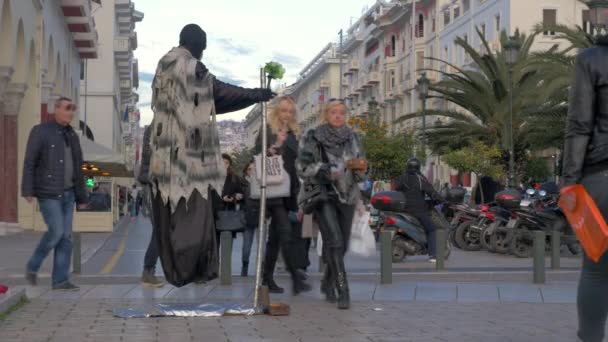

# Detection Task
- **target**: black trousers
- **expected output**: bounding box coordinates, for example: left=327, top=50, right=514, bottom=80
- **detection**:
left=143, top=186, right=159, bottom=271
left=291, top=219, right=311, bottom=270
left=410, top=210, right=437, bottom=258
left=578, top=171, right=608, bottom=342
left=263, top=202, right=298, bottom=282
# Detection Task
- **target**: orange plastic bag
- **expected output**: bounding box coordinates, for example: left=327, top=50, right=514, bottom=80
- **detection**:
left=559, top=185, right=608, bottom=263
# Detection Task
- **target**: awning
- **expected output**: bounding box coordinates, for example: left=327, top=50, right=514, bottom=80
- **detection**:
left=80, top=137, right=132, bottom=178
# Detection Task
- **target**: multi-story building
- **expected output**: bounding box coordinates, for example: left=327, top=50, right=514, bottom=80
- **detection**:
left=79, top=0, right=143, bottom=170
left=288, top=0, right=589, bottom=186
left=0, top=0, right=100, bottom=231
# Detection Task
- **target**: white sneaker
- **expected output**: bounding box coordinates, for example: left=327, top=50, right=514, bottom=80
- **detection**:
left=429, top=258, right=437, bottom=263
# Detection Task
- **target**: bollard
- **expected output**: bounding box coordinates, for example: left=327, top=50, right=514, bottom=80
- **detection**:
left=435, top=229, right=446, bottom=270
left=533, top=231, right=545, bottom=284
left=72, top=232, right=81, bottom=274
left=380, top=231, right=392, bottom=284
left=551, top=230, right=560, bottom=270
left=220, top=231, right=233, bottom=285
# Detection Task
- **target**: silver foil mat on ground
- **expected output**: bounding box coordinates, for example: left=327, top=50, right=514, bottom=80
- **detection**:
left=113, top=303, right=258, bottom=318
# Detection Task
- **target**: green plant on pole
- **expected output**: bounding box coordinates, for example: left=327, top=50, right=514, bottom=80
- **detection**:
left=264, top=62, right=286, bottom=89
left=442, top=141, right=504, bottom=204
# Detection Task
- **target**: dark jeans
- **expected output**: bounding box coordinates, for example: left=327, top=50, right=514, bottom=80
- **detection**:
left=578, top=171, right=608, bottom=342
left=263, top=203, right=298, bottom=282
left=27, top=189, right=75, bottom=286
left=242, top=225, right=257, bottom=265
left=410, top=211, right=437, bottom=258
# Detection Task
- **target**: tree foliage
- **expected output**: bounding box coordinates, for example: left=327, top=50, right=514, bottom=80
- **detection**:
left=442, top=141, right=504, bottom=181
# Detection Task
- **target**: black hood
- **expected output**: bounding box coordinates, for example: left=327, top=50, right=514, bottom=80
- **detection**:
left=179, top=24, right=207, bottom=60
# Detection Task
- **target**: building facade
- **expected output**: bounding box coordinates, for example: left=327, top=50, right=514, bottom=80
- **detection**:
left=287, top=0, right=589, bottom=186
left=0, top=0, right=99, bottom=231
left=79, top=0, right=142, bottom=171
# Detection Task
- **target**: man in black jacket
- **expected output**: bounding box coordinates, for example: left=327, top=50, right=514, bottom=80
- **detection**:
left=562, top=33, right=608, bottom=342
left=395, top=157, right=443, bottom=262
left=22, top=97, right=88, bottom=291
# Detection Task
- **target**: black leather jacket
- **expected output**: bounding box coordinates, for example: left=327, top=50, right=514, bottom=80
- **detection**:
left=395, top=171, right=442, bottom=213
left=563, top=44, right=608, bottom=185
left=21, top=121, right=87, bottom=204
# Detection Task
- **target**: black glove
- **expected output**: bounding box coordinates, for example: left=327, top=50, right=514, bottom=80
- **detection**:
left=258, top=88, right=276, bottom=102
left=317, top=163, right=333, bottom=184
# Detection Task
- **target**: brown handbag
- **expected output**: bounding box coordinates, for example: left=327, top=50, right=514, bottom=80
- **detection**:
left=347, top=158, right=368, bottom=171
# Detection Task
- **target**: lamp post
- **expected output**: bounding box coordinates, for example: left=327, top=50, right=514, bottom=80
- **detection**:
left=587, top=0, right=608, bottom=35
left=503, top=36, right=521, bottom=189
left=417, top=72, right=430, bottom=140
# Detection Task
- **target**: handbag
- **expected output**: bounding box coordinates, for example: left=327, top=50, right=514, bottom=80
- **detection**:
left=559, top=185, right=608, bottom=262
left=255, top=154, right=285, bottom=185
left=216, top=209, right=246, bottom=232
left=248, top=173, right=291, bottom=200
left=349, top=205, right=376, bottom=257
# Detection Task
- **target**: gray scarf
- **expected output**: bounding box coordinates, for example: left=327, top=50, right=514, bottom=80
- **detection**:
left=314, top=124, right=352, bottom=156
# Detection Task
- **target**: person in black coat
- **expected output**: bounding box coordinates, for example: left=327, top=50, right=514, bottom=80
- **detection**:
left=395, top=157, right=443, bottom=262
left=562, top=33, right=608, bottom=342
left=240, top=161, right=259, bottom=277
left=255, top=96, right=311, bottom=295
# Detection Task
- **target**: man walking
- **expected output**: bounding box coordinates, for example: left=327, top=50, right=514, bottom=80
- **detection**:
left=22, top=97, right=88, bottom=291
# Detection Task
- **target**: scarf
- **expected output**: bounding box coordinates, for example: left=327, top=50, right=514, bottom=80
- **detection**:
left=314, top=124, right=352, bottom=156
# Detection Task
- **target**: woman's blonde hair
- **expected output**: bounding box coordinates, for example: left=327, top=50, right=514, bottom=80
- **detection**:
left=269, top=96, right=301, bottom=136
left=321, top=99, right=348, bottom=124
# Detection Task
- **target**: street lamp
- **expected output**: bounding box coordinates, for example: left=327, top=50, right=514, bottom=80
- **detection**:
left=417, top=72, right=430, bottom=139
left=587, top=0, right=608, bottom=34
left=503, top=35, right=521, bottom=189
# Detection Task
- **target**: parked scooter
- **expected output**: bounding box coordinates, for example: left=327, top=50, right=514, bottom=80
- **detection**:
left=371, top=191, right=452, bottom=262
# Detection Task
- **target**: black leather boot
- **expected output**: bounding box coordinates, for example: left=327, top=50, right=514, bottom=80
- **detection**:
left=320, top=263, right=337, bottom=303
left=328, top=250, right=350, bottom=310
left=241, top=262, right=248, bottom=277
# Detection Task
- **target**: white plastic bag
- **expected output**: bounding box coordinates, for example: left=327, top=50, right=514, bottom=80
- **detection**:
left=349, top=209, right=376, bottom=257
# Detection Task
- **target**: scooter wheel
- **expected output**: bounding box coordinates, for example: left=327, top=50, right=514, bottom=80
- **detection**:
left=480, top=224, right=496, bottom=253
left=490, top=227, right=512, bottom=254
left=455, top=221, right=482, bottom=251
left=509, top=229, right=534, bottom=258
left=391, top=239, right=406, bottom=263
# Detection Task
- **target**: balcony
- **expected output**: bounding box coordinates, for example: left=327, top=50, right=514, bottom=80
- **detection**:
left=348, top=60, right=360, bottom=71
left=319, top=80, right=330, bottom=89
left=114, top=36, right=131, bottom=60
left=367, top=72, right=380, bottom=84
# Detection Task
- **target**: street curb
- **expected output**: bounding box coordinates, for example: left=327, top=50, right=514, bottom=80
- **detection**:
left=0, top=288, right=26, bottom=316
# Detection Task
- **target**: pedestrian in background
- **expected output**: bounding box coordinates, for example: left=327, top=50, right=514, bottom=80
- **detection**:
left=562, top=33, right=608, bottom=342
left=137, top=125, right=164, bottom=287
left=298, top=98, right=367, bottom=309
left=240, top=161, right=259, bottom=277
left=22, top=97, right=88, bottom=291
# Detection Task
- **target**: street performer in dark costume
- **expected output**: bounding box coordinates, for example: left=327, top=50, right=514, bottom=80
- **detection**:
left=149, top=24, right=274, bottom=287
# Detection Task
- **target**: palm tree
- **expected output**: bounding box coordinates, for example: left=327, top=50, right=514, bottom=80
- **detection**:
left=395, top=28, right=545, bottom=166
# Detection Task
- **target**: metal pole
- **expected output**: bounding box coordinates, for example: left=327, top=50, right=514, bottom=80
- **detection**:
left=380, top=231, right=392, bottom=284
left=72, top=232, right=81, bottom=274
left=339, top=29, right=344, bottom=100
left=253, top=68, right=269, bottom=309
left=422, top=96, right=426, bottom=143
left=508, top=68, right=515, bottom=189
left=435, top=229, right=445, bottom=270
left=551, top=230, right=560, bottom=270
left=220, top=231, right=233, bottom=285
left=533, top=231, right=545, bottom=284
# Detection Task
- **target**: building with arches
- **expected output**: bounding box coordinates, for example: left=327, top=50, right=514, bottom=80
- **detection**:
left=0, top=0, right=99, bottom=231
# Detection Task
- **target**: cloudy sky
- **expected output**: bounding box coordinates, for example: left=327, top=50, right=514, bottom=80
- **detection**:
left=134, top=0, right=378, bottom=125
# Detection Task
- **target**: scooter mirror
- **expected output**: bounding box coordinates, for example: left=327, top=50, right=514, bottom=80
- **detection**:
left=526, top=189, right=536, bottom=196
left=538, top=190, right=547, bottom=197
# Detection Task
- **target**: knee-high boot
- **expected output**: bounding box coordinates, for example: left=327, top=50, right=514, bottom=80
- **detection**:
left=320, top=257, right=337, bottom=303
left=328, top=248, right=350, bottom=310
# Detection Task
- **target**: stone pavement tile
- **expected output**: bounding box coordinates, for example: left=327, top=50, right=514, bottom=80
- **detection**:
left=348, top=280, right=376, bottom=301
left=498, top=284, right=542, bottom=303
left=456, top=283, right=500, bottom=303
left=540, top=283, right=577, bottom=304
left=164, top=283, right=215, bottom=299
left=414, top=283, right=457, bottom=302
left=123, top=284, right=175, bottom=300
left=373, top=283, right=416, bottom=301
left=82, top=284, right=138, bottom=299
left=39, top=284, right=96, bottom=300
left=207, top=284, right=254, bottom=299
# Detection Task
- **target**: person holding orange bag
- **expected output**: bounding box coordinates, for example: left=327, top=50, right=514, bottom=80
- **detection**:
left=562, top=26, right=608, bottom=342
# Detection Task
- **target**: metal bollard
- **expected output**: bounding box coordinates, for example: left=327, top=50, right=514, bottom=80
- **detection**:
left=435, top=229, right=446, bottom=271
left=551, top=230, right=560, bottom=270
left=533, top=231, right=545, bottom=284
left=72, top=232, right=81, bottom=274
left=220, top=231, right=233, bottom=285
left=380, top=231, right=392, bottom=284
